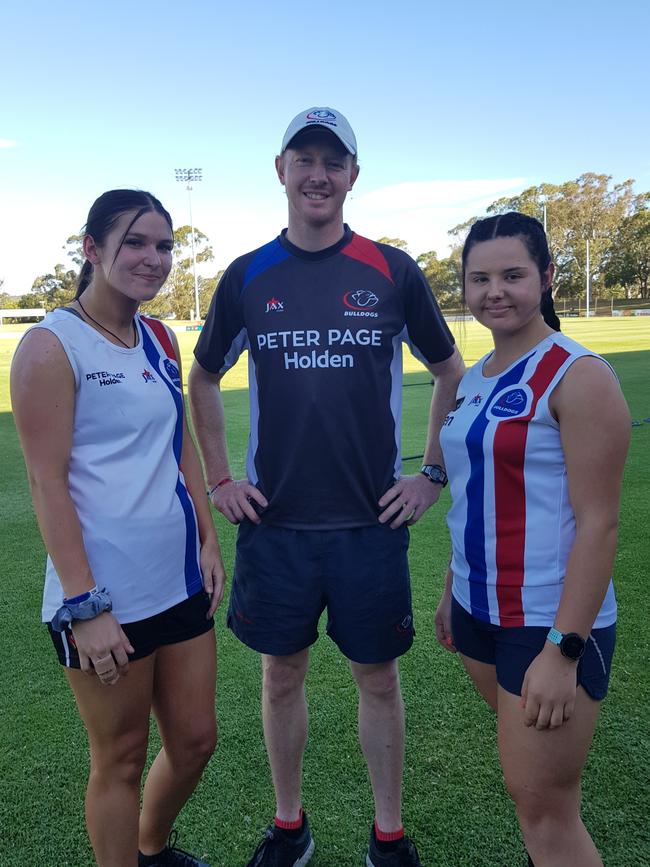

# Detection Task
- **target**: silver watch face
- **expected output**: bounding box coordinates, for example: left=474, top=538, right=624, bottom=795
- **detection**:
left=421, top=465, right=447, bottom=485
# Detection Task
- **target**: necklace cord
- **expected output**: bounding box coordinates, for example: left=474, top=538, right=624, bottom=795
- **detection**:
left=76, top=297, right=136, bottom=348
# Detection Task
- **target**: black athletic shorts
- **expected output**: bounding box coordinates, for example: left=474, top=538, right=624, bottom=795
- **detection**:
left=47, top=591, right=214, bottom=668
left=228, top=521, right=414, bottom=664
left=451, top=595, right=615, bottom=700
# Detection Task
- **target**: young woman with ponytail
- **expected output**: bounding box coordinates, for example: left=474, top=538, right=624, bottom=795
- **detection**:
left=434, top=213, right=629, bottom=866
left=11, top=190, right=225, bottom=867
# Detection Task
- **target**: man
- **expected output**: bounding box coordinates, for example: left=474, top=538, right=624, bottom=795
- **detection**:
left=189, top=107, right=464, bottom=867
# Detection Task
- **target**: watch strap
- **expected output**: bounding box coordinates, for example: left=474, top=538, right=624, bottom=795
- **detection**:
left=420, top=464, right=448, bottom=487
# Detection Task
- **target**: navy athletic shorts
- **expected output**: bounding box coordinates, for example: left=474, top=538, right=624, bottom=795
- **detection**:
left=227, top=521, right=414, bottom=664
left=451, top=596, right=615, bottom=700
left=47, top=591, right=214, bottom=668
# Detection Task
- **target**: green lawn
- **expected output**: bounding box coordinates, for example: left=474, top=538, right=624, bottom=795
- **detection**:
left=1, top=318, right=648, bottom=866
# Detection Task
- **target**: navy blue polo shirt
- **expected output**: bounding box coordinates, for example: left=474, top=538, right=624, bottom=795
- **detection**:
left=195, top=226, right=455, bottom=529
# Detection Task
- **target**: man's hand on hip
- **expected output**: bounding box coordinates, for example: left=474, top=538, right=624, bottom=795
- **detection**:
left=378, top=473, right=443, bottom=529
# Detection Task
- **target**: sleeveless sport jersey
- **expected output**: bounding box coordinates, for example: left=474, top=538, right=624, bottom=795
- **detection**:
left=440, top=332, right=616, bottom=628
left=195, top=226, right=455, bottom=529
left=35, top=309, right=203, bottom=624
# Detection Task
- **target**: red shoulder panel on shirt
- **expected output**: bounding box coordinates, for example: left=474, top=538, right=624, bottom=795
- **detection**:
left=342, top=234, right=395, bottom=285
left=141, top=315, right=176, bottom=361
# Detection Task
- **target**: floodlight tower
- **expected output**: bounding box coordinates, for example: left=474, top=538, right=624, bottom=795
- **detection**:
left=175, top=168, right=203, bottom=320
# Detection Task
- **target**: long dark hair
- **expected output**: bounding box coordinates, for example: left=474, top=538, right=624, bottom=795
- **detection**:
left=461, top=211, right=560, bottom=331
left=76, top=190, right=173, bottom=297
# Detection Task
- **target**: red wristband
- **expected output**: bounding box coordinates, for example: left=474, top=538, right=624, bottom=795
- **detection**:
left=207, top=477, right=233, bottom=497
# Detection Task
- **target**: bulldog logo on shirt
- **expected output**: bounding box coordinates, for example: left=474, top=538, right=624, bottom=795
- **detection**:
left=488, top=385, right=532, bottom=420
left=163, top=359, right=181, bottom=388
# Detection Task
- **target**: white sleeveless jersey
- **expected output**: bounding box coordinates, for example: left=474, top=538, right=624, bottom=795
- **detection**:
left=440, top=332, right=616, bottom=628
left=34, top=309, right=203, bottom=623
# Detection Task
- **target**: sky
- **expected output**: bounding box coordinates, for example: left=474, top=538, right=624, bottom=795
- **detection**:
left=1, top=0, right=649, bottom=295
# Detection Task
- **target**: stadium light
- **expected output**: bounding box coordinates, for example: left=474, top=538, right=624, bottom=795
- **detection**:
left=174, top=168, right=203, bottom=320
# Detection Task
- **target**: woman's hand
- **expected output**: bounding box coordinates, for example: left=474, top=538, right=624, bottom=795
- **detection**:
left=72, top=612, right=134, bottom=686
left=521, top=644, right=578, bottom=729
left=201, top=538, right=227, bottom=617
left=434, top=587, right=457, bottom=653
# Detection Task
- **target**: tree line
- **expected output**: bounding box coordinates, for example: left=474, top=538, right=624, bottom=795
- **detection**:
left=2, top=172, right=648, bottom=319
left=384, top=172, right=650, bottom=309
left=0, top=227, right=225, bottom=321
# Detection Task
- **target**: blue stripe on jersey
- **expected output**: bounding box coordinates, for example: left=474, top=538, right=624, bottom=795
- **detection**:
left=140, top=324, right=184, bottom=463
left=464, top=354, right=532, bottom=619
left=140, top=324, right=202, bottom=595
left=174, top=479, right=203, bottom=596
left=243, top=239, right=291, bottom=291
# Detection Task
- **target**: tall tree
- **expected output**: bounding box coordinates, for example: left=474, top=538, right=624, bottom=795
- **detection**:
left=0, top=290, right=19, bottom=309
left=485, top=174, right=637, bottom=300
left=65, top=234, right=85, bottom=269
left=25, top=264, right=78, bottom=311
left=450, top=175, right=639, bottom=302
left=604, top=208, right=650, bottom=298
left=416, top=250, right=461, bottom=306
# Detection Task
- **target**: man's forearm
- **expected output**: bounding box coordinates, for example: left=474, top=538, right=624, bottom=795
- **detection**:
left=423, top=347, right=465, bottom=466
left=188, top=362, right=232, bottom=487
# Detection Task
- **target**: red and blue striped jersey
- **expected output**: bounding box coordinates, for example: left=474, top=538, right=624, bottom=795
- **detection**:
left=440, top=332, right=617, bottom=628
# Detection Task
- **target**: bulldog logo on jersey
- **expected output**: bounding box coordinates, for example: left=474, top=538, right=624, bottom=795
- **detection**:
left=343, top=290, right=379, bottom=309
left=163, top=359, right=181, bottom=388
left=488, top=385, right=532, bottom=419
left=343, top=289, right=379, bottom=318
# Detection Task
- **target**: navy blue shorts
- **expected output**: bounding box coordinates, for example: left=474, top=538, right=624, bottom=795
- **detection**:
left=47, top=592, right=214, bottom=668
left=451, top=596, right=615, bottom=700
left=228, top=521, right=414, bottom=663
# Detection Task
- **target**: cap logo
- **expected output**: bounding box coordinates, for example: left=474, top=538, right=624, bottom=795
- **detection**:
left=306, top=110, right=336, bottom=122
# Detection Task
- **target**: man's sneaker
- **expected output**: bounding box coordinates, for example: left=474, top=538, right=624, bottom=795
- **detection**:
left=366, top=825, right=422, bottom=867
left=245, top=814, right=315, bottom=867
left=138, top=830, right=210, bottom=866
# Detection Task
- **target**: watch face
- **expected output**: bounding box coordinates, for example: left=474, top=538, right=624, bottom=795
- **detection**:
left=560, top=633, right=585, bottom=660
left=421, top=465, right=448, bottom=486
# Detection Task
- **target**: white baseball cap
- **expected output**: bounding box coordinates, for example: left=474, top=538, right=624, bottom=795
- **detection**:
left=281, top=107, right=357, bottom=156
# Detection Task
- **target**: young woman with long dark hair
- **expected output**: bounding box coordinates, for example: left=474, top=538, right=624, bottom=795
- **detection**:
left=435, top=212, right=629, bottom=867
left=11, top=189, right=225, bottom=867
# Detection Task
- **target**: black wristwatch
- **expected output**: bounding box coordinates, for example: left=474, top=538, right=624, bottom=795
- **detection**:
left=420, top=464, right=448, bottom=487
left=546, top=627, right=586, bottom=661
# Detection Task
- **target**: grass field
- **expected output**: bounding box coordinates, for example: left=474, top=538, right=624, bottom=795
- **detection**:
left=1, top=318, right=648, bottom=866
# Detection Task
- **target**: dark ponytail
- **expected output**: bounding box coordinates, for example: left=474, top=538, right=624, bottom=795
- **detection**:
left=75, top=189, right=173, bottom=298
left=462, top=211, right=561, bottom=332
left=75, top=261, right=94, bottom=298
left=540, top=288, right=561, bottom=331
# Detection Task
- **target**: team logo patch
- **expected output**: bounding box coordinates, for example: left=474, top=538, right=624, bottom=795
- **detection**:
left=142, top=368, right=156, bottom=383
left=306, top=109, right=336, bottom=124
left=163, top=359, right=181, bottom=388
left=469, top=393, right=482, bottom=406
left=343, top=290, right=379, bottom=317
left=343, top=290, right=379, bottom=310
left=488, top=385, right=532, bottom=419
left=265, top=297, right=284, bottom=313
